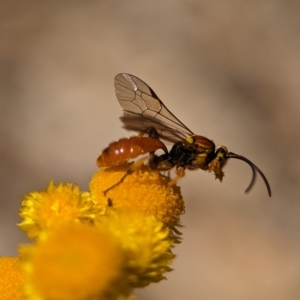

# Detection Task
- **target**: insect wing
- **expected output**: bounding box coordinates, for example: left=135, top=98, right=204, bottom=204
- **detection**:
left=114, top=73, right=194, bottom=143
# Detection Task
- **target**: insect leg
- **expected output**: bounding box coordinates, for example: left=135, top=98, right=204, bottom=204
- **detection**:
left=107, top=198, right=113, bottom=207
left=168, top=166, right=186, bottom=186
left=103, top=156, right=148, bottom=197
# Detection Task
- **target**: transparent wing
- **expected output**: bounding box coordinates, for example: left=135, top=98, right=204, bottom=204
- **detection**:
left=114, top=73, right=194, bottom=143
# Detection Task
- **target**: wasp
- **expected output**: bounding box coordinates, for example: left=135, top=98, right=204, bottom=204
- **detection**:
left=97, top=73, right=271, bottom=197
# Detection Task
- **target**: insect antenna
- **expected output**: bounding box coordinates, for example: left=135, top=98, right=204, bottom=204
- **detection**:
left=227, top=152, right=272, bottom=197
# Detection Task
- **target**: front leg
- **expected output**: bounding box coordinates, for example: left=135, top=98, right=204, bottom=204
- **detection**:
left=168, top=166, right=186, bottom=186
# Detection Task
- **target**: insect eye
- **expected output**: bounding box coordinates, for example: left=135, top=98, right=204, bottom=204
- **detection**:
left=216, top=146, right=228, bottom=155
left=215, top=147, right=228, bottom=164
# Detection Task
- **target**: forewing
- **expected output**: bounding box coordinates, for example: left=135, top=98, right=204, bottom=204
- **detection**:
left=114, top=73, right=194, bottom=142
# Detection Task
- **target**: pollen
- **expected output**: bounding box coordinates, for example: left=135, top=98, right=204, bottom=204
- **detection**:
left=89, top=163, right=185, bottom=228
left=0, top=257, right=24, bottom=300
left=18, top=181, right=95, bottom=239
left=20, top=224, right=125, bottom=300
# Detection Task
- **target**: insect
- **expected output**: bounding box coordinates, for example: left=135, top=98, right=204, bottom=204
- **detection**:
left=97, top=73, right=271, bottom=197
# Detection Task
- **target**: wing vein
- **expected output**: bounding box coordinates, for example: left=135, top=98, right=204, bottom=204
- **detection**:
left=114, top=73, right=194, bottom=143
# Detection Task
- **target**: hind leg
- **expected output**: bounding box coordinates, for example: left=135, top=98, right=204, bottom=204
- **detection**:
left=103, top=156, right=148, bottom=196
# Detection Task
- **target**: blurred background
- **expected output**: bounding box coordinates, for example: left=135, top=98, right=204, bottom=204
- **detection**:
left=1, top=1, right=300, bottom=299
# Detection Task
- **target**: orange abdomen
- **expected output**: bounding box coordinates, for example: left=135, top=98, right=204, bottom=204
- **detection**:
left=96, top=136, right=168, bottom=167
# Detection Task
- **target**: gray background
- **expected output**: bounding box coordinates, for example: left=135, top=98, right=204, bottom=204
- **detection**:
left=1, top=1, right=300, bottom=299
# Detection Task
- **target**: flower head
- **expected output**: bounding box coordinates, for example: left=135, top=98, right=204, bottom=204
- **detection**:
left=20, top=223, right=127, bottom=300
left=95, top=209, right=176, bottom=288
left=90, top=163, right=185, bottom=228
left=19, top=181, right=95, bottom=239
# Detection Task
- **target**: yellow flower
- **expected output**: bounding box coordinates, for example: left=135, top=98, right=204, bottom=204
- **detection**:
left=95, top=209, right=176, bottom=287
left=16, top=161, right=184, bottom=298
left=0, top=257, right=24, bottom=300
left=20, top=223, right=127, bottom=300
left=90, top=163, right=185, bottom=228
left=19, top=181, right=96, bottom=239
